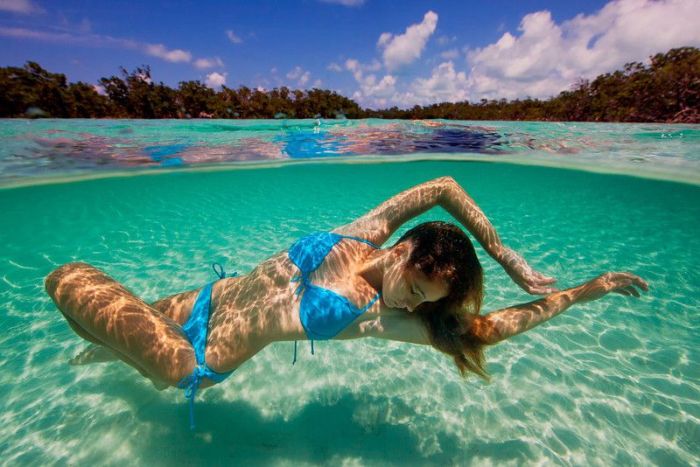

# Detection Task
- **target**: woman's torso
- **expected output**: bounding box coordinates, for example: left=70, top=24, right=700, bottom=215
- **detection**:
left=151, top=234, right=384, bottom=374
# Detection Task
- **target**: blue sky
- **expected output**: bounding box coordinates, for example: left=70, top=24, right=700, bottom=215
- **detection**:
left=1, top=0, right=699, bottom=108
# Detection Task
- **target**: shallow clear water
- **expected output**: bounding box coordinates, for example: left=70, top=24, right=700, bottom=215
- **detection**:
left=0, top=121, right=699, bottom=465
left=1, top=119, right=699, bottom=187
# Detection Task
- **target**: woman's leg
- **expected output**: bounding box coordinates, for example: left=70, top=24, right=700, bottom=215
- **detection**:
left=46, top=262, right=196, bottom=387
left=67, top=288, right=201, bottom=369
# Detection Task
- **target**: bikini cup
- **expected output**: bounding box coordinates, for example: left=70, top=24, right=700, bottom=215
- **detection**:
left=298, top=282, right=379, bottom=340
left=288, top=231, right=382, bottom=360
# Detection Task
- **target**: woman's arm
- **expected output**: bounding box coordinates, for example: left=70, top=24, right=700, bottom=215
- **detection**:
left=337, top=177, right=501, bottom=254
left=337, top=310, right=432, bottom=345
left=471, top=272, right=649, bottom=345
left=335, top=176, right=556, bottom=294
left=333, top=176, right=451, bottom=246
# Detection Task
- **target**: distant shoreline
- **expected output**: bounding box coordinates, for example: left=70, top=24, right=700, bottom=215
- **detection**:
left=2, top=117, right=700, bottom=123
left=1, top=47, right=698, bottom=123
left=2, top=117, right=700, bottom=125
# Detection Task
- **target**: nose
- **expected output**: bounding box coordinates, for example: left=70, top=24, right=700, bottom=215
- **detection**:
left=406, top=295, right=422, bottom=312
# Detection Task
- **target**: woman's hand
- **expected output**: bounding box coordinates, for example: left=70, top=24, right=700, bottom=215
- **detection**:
left=471, top=271, right=649, bottom=345
left=497, top=246, right=558, bottom=294
left=576, top=272, right=649, bottom=303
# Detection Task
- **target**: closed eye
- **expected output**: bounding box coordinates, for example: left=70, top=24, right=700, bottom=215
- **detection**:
left=412, top=283, right=425, bottom=299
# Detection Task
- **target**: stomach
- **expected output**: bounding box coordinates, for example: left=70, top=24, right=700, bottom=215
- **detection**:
left=0, top=119, right=697, bottom=465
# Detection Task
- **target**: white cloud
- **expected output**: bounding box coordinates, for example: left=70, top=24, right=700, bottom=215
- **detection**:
left=286, top=66, right=303, bottom=80
left=365, top=74, right=397, bottom=97
left=92, top=84, right=106, bottom=95
left=338, top=0, right=700, bottom=108
left=467, top=0, right=700, bottom=99
left=344, top=58, right=381, bottom=78
left=145, top=43, right=192, bottom=63
left=194, top=57, right=224, bottom=69
left=440, top=48, right=459, bottom=60
left=318, top=0, right=365, bottom=6
left=226, top=29, right=242, bottom=44
left=364, top=60, right=382, bottom=72
left=337, top=0, right=700, bottom=107
left=352, top=81, right=396, bottom=109
left=352, top=61, right=470, bottom=109
left=205, top=71, right=227, bottom=89
left=0, top=26, right=146, bottom=55
left=287, top=66, right=311, bottom=86
left=436, top=35, right=456, bottom=46
left=0, top=26, right=229, bottom=71
left=377, top=32, right=392, bottom=48
left=327, top=62, right=343, bottom=72
left=400, top=61, right=469, bottom=106
left=345, top=59, right=360, bottom=76
left=377, top=11, right=438, bottom=70
left=344, top=58, right=397, bottom=108
left=0, top=0, right=43, bottom=14
left=0, top=26, right=74, bottom=41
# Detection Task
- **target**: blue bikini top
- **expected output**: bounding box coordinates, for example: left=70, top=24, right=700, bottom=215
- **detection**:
left=289, top=232, right=382, bottom=345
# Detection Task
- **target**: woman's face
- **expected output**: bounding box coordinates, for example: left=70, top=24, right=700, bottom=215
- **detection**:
left=382, top=242, right=449, bottom=312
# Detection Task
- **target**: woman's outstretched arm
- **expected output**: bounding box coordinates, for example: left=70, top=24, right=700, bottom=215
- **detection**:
left=335, top=176, right=556, bottom=294
left=471, top=272, right=649, bottom=345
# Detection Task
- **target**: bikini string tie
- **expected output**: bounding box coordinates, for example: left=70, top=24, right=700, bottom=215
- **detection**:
left=212, top=262, right=238, bottom=280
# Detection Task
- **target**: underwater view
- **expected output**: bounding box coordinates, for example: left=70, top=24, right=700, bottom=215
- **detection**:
left=0, top=119, right=698, bottom=465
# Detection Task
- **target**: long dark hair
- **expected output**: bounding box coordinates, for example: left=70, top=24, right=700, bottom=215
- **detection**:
left=394, top=221, right=488, bottom=380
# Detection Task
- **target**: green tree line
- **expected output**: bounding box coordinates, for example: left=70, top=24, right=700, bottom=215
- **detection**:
left=1, top=47, right=698, bottom=122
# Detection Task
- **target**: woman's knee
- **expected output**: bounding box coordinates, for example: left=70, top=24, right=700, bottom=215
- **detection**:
left=45, top=263, right=197, bottom=388
left=146, top=346, right=196, bottom=387
left=45, top=262, right=95, bottom=299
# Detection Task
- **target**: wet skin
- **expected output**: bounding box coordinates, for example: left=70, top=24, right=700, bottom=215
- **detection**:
left=45, top=230, right=441, bottom=389
left=45, top=176, right=648, bottom=390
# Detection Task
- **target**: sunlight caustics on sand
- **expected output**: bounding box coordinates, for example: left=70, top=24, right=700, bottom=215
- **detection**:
left=0, top=120, right=698, bottom=465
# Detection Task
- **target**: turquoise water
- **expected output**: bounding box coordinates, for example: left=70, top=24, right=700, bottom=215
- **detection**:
left=0, top=120, right=699, bottom=465
left=1, top=119, right=699, bottom=187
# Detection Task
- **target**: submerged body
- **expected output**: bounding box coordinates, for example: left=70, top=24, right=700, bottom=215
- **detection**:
left=45, top=176, right=648, bottom=417
left=46, top=225, right=434, bottom=388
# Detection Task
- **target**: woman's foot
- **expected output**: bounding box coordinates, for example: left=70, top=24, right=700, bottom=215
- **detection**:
left=69, top=344, right=119, bottom=365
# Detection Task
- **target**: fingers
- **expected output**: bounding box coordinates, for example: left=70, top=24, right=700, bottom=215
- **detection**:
left=528, top=272, right=558, bottom=294
left=614, top=285, right=640, bottom=297
left=615, top=272, right=649, bottom=290
left=515, top=271, right=558, bottom=295
left=533, top=271, right=557, bottom=285
left=608, top=272, right=648, bottom=298
left=525, top=284, right=559, bottom=295
left=616, top=273, right=649, bottom=293
left=632, top=275, right=649, bottom=292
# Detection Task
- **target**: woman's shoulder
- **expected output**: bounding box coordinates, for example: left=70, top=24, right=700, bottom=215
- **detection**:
left=330, top=221, right=388, bottom=247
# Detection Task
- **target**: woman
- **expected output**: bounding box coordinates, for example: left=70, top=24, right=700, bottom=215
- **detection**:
left=45, top=176, right=648, bottom=427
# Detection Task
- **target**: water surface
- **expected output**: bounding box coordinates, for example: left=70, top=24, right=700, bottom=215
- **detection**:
left=1, top=119, right=698, bottom=187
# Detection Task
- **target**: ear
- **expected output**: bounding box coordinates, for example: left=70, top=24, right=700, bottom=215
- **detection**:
left=391, top=240, right=410, bottom=258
